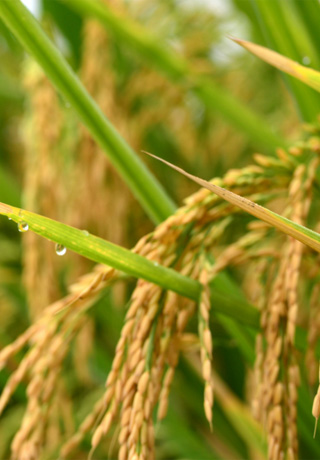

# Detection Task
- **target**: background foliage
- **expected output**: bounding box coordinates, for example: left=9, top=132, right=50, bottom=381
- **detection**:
left=0, top=1, right=320, bottom=459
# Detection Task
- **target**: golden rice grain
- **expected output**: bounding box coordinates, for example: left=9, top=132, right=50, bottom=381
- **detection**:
left=6, top=122, right=318, bottom=460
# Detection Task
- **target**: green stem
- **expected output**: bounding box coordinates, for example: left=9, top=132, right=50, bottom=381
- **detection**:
left=0, top=0, right=176, bottom=224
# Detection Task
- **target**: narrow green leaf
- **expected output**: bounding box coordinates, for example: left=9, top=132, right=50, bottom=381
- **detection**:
left=0, top=202, right=198, bottom=300
left=0, top=202, right=316, bottom=355
left=0, top=200, right=261, bottom=331
left=0, top=0, right=176, bottom=224
left=292, top=0, right=320, bottom=55
left=145, top=152, right=320, bottom=253
left=213, top=372, right=267, bottom=456
left=278, top=1, right=320, bottom=70
left=62, top=0, right=287, bottom=150
left=232, top=37, right=320, bottom=94
left=210, top=276, right=259, bottom=329
left=217, top=314, right=255, bottom=365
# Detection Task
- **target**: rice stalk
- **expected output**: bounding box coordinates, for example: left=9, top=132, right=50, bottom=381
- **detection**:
left=253, top=150, right=319, bottom=460
left=2, top=125, right=320, bottom=458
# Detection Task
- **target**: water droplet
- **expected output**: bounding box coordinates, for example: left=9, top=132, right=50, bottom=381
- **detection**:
left=55, top=243, right=67, bottom=256
left=154, top=262, right=159, bottom=267
left=82, top=230, right=89, bottom=236
left=302, top=56, right=311, bottom=65
left=8, top=217, right=12, bottom=221
left=18, top=221, right=28, bottom=232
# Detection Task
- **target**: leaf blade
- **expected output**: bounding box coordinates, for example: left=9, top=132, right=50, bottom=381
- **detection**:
left=145, top=151, right=320, bottom=253
left=0, top=202, right=263, bottom=329
left=232, top=37, right=320, bottom=93
left=1, top=202, right=198, bottom=300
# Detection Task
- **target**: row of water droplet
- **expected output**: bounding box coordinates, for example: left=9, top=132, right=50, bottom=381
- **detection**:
left=11, top=216, right=90, bottom=256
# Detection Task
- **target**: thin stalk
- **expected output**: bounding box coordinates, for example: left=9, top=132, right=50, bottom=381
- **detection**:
left=0, top=0, right=176, bottom=224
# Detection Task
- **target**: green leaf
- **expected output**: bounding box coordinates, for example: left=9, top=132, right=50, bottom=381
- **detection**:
left=213, top=372, right=267, bottom=456
left=292, top=0, right=320, bottom=56
left=0, top=0, right=176, bottom=224
left=145, top=152, right=320, bottom=253
left=0, top=202, right=197, bottom=299
left=232, top=37, right=320, bottom=94
left=62, top=0, right=287, bottom=151
left=0, top=201, right=317, bottom=357
left=0, top=200, right=262, bottom=330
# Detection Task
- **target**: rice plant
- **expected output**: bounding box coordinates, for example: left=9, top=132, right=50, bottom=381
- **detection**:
left=0, top=1, right=320, bottom=459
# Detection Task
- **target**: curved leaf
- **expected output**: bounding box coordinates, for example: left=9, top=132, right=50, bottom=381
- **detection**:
left=145, top=152, right=320, bottom=253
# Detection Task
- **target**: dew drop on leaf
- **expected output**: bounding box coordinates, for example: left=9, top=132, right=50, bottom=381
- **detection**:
left=18, top=221, right=28, bottom=232
left=55, top=243, right=67, bottom=256
left=82, top=230, right=89, bottom=236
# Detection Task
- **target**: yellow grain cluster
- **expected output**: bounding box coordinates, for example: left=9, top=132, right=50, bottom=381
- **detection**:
left=252, top=142, right=319, bottom=460
left=306, top=284, right=320, bottom=385
left=312, top=364, right=320, bottom=438
left=7, top=25, right=320, bottom=457
left=1, top=140, right=300, bottom=459
left=198, top=264, right=214, bottom=428
left=0, top=266, right=117, bottom=458
left=58, top=156, right=293, bottom=459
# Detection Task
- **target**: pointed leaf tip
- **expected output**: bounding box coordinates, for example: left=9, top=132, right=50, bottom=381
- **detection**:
left=228, top=36, right=243, bottom=44
left=146, top=152, right=320, bottom=253
left=233, top=38, right=320, bottom=94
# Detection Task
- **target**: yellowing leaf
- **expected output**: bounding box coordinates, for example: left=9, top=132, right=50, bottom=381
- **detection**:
left=231, top=37, right=320, bottom=93
left=144, top=151, right=320, bottom=253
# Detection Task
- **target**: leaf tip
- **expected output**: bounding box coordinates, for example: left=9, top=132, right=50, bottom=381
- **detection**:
left=228, top=35, right=244, bottom=44
left=142, top=150, right=162, bottom=162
